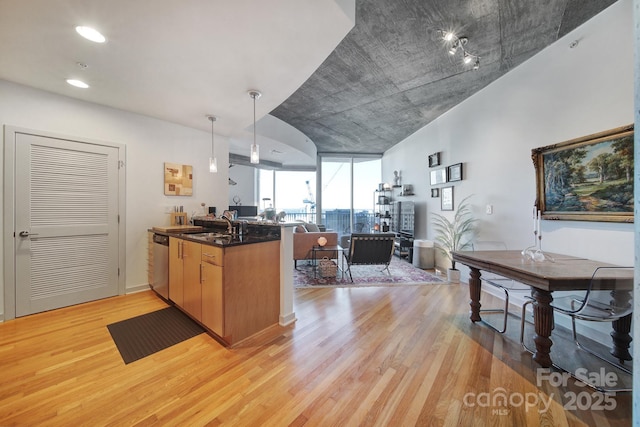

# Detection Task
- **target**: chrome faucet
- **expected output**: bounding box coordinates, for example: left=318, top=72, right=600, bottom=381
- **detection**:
left=221, top=216, right=233, bottom=234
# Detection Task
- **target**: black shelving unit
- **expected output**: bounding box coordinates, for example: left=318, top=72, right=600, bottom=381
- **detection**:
left=373, top=189, right=392, bottom=232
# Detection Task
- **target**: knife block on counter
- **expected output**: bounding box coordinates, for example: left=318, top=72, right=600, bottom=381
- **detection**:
left=170, top=212, right=187, bottom=226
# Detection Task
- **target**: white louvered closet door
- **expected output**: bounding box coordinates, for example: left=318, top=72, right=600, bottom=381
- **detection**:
left=15, top=133, right=119, bottom=317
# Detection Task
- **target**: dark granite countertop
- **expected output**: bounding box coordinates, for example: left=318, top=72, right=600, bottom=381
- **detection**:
left=150, top=219, right=281, bottom=248
left=175, top=232, right=280, bottom=247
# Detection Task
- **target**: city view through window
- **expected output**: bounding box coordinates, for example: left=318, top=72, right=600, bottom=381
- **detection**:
left=258, top=158, right=381, bottom=238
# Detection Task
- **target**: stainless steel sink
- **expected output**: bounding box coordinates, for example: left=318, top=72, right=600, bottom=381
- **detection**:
left=188, top=232, right=227, bottom=238
left=182, top=232, right=232, bottom=243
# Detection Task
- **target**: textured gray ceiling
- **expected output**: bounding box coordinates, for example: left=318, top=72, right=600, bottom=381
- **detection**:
left=271, top=0, right=617, bottom=155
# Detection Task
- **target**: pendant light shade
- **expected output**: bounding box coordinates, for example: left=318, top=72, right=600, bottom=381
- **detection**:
left=248, top=90, right=262, bottom=164
left=250, top=143, right=259, bottom=164
left=207, top=115, right=218, bottom=173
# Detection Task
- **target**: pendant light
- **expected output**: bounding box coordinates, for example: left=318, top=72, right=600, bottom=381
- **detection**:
left=207, top=115, right=218, bottom=173
left=248, top=90, right=262, bottom=164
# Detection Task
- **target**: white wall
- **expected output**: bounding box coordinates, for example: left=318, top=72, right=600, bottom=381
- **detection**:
left=383, top=0, right=634, bottom=272
left=228, top=164, right=257, bottom=209
left=0, top=80, right=230, bottom=311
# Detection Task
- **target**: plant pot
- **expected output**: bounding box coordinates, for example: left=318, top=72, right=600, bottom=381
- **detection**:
left=447, top=268, right=461, bottom=283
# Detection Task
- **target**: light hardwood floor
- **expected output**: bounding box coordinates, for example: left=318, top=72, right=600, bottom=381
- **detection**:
left=0, top=283, right=631, bottom=426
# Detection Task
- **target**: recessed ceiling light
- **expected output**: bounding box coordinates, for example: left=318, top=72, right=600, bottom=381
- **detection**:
left=66, top=79, right=89, bottom=89
left=75, top=26, right=106, bottom=43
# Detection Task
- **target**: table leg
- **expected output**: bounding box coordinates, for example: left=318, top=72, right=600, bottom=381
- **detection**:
left=611, top=313, right=633, bottom=362
left=469, top=267, right=482, bottom=322
left=312, top=248, right=318, bottom=278
left=531, top=288, right=553, bottom=368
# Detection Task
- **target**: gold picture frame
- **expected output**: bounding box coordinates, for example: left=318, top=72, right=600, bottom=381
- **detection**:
left=532, top=124, right=633, bottom=223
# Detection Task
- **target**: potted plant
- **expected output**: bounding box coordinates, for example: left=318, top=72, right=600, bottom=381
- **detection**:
left=431, top=195, right=477, bottom=283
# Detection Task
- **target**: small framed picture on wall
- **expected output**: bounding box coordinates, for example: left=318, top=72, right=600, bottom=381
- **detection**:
left=447, top=163, right=463, bottom=182
left=430, top=168, right=447, bottom=185
left=428, top=152, right=441, bottom=168
left=431, top=188, right=439, bottom=198
left=441, top=186, right=454, bottom=211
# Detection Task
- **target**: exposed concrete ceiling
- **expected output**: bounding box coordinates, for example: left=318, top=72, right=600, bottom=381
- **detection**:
left=271, top=0, right=618, bottom=155
left=0, top=0, right=618, bottom=167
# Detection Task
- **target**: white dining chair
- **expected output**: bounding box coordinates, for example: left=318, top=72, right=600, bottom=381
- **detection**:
left=472, top=241, right=529, bottom=333
left=520, top=266, right=633, bottom=392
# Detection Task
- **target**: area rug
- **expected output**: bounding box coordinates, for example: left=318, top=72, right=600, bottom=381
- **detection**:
left=107, top=306, right=205, bottom=364
left=294, top=257, right=445, bottom=288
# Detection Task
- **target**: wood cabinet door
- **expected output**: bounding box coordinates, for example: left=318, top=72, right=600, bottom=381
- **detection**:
left=201, top=261, right=224, bottom=336
left=168, top=237, right=184, bottom=307
left=182, top=240, right=202, bottom=321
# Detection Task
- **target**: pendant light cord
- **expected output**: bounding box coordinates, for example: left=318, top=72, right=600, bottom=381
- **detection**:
left=208, top=115, right=216, bottom=156
left=248, top=90, right=261, bottom=164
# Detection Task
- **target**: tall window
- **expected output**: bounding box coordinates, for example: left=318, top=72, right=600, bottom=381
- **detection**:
left=256, top=157, right=380, bottom=233
left=258, top=169, right=316, bottom=222
left=321, top=157, right=352, bottom=235
left=353, top=159, right=382, bottom=232
left=274, top=170, right=316, bottom=222
left=321, top=156, right=381, bottom=241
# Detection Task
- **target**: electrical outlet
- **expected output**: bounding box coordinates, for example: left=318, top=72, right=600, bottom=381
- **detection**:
left=486, top=204, right=493, bottom=215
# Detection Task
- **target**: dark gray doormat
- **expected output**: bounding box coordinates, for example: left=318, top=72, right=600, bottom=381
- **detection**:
left=107, top=306, right=205, bottom=364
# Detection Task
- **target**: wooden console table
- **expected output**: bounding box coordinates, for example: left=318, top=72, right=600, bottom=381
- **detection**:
left=451, top=250, right=632, bottom=368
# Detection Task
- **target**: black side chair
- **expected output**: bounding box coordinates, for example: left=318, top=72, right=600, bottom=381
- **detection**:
left=520, top=266, right=633, bottom=392
left=345, top=233, right=395, bottom=282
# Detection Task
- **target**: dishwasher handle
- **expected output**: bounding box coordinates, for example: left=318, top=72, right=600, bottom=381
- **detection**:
left=153, top=234, right=169, bottom=246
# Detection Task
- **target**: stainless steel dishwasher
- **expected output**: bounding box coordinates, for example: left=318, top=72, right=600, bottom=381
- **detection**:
left=152, top=233, right=169, bottom=299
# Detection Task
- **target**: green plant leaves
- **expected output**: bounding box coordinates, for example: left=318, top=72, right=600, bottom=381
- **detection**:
left=431, top=195, right=478, bottom=269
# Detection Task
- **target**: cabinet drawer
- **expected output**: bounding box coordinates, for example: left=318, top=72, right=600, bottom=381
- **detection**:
left=201, top=245, right=223, bottom=266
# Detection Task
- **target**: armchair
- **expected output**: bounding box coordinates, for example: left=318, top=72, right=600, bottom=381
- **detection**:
left=345, top=233, right=395, bottom=282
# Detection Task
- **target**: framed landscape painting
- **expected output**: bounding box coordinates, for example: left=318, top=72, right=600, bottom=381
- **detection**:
left=532, top=124, right=633, bottom=223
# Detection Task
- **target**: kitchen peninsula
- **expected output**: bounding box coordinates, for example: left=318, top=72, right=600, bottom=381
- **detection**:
left=151, top=220, right=281, bottom=346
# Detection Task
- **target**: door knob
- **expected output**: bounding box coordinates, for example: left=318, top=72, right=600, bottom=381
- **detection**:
left=18, top=231, right=39, bottom=237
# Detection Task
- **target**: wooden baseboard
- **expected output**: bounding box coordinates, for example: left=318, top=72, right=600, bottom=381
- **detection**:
left=126, top=283, right=152, bottom=294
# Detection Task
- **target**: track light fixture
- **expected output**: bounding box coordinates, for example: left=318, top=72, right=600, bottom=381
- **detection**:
left=248, top=90, right=261, bottom=164
left=438, top=30, right=480, bottom=70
